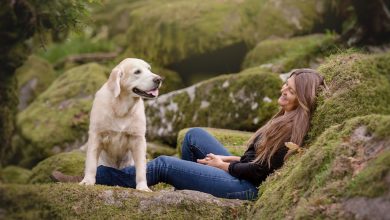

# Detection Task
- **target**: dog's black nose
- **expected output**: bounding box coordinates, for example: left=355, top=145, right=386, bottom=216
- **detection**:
left=153, top=77, right=163, bottom=84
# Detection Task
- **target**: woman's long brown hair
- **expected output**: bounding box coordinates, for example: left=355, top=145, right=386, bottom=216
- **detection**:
left=248, top=69, right=326, bottom=167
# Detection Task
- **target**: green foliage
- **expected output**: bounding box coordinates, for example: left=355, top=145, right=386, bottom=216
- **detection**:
left=31, top=0, right=98, bottom=32
left=38, top=34, right=116, bottom=64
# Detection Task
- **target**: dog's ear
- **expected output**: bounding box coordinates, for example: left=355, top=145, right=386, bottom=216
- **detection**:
left=107, top=68, right=122, bottom=98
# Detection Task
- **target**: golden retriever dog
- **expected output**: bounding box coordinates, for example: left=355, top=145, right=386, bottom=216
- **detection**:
left=79, top=58, right=162, bottom=192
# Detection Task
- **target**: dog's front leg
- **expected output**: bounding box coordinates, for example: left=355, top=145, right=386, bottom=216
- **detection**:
left=132, top=136, right=151, bottom=192
left=80, top=132, right=101, bottom=185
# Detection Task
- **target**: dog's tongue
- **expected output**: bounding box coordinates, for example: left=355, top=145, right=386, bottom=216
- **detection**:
left=147, top=89, right=159, bottom=97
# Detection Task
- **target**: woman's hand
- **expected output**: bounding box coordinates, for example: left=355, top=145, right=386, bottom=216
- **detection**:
left=197, top=153, right=230, bottom=171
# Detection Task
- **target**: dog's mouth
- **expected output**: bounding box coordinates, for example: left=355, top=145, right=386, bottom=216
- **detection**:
left=132, top=87, right=159, bottom=99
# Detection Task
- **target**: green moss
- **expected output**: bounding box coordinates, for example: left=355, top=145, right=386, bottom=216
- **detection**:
left=240, top=0, right=335, bottom=44
left=242, top=34, right=339, bottom=72
left=146, top=67, right=282, bottom=144
left=309, top=52, right=390, bottom=142
left=346, top=150, right=390, bottom=198
left=176, top=128, right=254, bottom=156
left=0, top=166, right=32, bottom=184
left=16, top=63, right=108, bottom=167
left=92, top=0, right=332, bottom=67
left=0, top=183, right=249, bottom=219
left=249, top=114, right=390, bottom=219
left=29, top=151, right=85, bottom=184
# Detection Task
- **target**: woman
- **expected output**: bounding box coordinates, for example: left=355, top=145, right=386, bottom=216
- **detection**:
left=52, top=68, right=326, bottom=200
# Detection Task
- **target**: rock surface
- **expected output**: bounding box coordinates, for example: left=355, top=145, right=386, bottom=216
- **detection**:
left=145, top=67, right=282, bottom=145
left=16, top=63, right=108, bottom=167
left=15, top=55, right=56, bottom=111
left=0, top=184, right=250, bottom=219
left=309, top=51, right=390, bottom=142
left=249, top=114, right=390, bottom=219
left=242, top=34, right=338, bottom=72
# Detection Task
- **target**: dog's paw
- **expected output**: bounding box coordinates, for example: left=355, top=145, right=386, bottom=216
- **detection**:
left=79, top=177, right=96, bottom=186
left=137, top=187, right=152, bottom=192
left=136, top=183, right=152, bottom=192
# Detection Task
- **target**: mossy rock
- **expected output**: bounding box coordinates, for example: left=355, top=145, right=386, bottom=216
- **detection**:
left=29, top=151, right=85, bottom=184
left=249, top=114, right=390, bottom=219
left=150, top=65, right=184, bottom=95
left=242, top=34, right=338, bottom=72
left=94, top=0, right=334, bottom=66
left=147, top=142, right=177, bottom=159
left=145, top=67, right=282, bottom=145
left=0, top=184, right=249, bottom=219
left=0, top=166, right=32, bottom=184
left=112, top=47, right=184, bottom=94
left=176, top=128, right=254, bottom=156
left=241, top=0, right=338, bottom=45
left=16, top=63, right=108, bottom=167
left=309, top=52, right=390, bottom=142
left=29, top=143, right=178, bottom=183
left=15, top=55, right=56, bottom=111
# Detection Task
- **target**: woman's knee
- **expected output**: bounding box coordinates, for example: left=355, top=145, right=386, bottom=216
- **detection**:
left=184, top=127, right=207, bottom=144
left=187, top=127, right=206, bottom=137
left=155, top=155, right=177, bottom=165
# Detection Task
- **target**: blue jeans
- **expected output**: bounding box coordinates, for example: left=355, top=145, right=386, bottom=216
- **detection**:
left=96, top=128, right=258, bottom=200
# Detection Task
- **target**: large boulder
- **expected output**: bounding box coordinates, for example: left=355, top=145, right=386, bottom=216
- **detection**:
left=93, top=0, right=339, bottom=82
left=145, top=67, right=282, bottom=145
left=176, top=128, right=254, bottom=156
left=309, top=52, right=390, bottom=142
left=242, top=34, right=338, bottom=72
left=0, top=184, right=249, bottom=219
left=29, top=151, right=85, bottom=184
left=123, top=0, right=337, bottom=66
left=28, top=143, right=177, bottom=184
left=16, top=63, right=108, bottom=167
left=0, top=166, right=32, bottom=184
left=15, top=55, right=56, bottom=111
left=249, top=114, right=390, bottom=219
left=147, top=65, right=184, bottom=95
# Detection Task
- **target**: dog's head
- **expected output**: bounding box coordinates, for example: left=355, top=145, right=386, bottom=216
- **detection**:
left=107, top=58, right=163, bottom=99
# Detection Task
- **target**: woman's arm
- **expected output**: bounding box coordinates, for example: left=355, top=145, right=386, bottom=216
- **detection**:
left=220, top=155, right=241, bottom=162
left=197, top=154, right=240, bottom=171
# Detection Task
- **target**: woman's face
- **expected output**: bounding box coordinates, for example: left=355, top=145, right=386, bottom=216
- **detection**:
left=278, top=76, right=299, bottom=112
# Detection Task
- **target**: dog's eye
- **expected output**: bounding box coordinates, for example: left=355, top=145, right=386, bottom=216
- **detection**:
left=134, top=70, right=141, bottom=75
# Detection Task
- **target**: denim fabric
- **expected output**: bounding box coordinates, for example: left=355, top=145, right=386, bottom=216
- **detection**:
left=96, top=127, right=258, bottom=200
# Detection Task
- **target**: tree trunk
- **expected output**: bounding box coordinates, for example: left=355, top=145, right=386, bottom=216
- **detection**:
left=0, top=1, right=34, bottom=166
left=0, top=74, right=18, bottom=166
left=350, top=0, right=390, bottom=44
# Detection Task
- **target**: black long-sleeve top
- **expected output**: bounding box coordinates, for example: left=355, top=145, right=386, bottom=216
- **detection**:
left=228, top=138, right=288, bottom=186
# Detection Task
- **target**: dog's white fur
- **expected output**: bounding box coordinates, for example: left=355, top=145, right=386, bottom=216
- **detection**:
left=80, top=58, right=162, bottom=192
